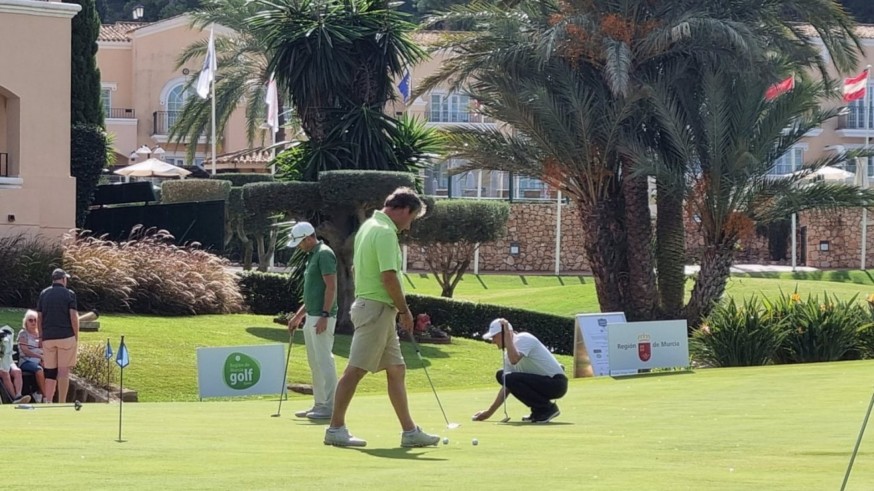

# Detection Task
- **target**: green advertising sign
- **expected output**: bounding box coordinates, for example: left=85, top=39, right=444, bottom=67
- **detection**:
left=223, top=352, right=261, bottom=390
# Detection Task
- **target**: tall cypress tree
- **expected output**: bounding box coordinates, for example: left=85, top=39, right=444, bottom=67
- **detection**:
left=66, top=0, right=107, bottom=228
left=67, top=0, right=104, bottom=126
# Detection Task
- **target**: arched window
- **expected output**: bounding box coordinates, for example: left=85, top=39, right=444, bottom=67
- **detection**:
left=165, top=83, right=191, bottom=131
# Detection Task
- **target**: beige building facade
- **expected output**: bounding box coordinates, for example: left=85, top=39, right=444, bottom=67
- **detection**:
left=0, top=0, right=80, bottom=240
left=97, top=15, right=252, bottom=171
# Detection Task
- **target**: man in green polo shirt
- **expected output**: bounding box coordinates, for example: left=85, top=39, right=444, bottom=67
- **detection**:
left=325, top=187, right=440, bottom=448
left=287, top=222, right=338, bottom=420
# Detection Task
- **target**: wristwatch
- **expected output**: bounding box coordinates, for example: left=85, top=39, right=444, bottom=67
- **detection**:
left=320, top=311, right=330, bottom=318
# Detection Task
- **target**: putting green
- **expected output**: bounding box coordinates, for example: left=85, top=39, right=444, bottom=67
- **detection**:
left=6, top=361, right=874, bottom=490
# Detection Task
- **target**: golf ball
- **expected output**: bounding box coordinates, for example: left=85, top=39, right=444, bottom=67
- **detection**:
left=443, top=437, right=449, bottom=445
left=472, top=438, right=479, bottom=446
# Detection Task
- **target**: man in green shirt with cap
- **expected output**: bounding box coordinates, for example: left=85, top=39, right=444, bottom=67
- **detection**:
left=287, top=221, right=338, bottom=420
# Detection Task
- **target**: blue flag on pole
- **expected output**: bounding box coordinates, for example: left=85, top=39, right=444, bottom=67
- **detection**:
left=104, top=338, right=113, bottom=360
left=116, top=338, right=129, bottom=369
left=397, top=70, right=411, bottom=103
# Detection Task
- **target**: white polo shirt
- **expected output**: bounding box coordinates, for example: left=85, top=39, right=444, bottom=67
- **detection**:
left=503, top=332, right=565, bottom=377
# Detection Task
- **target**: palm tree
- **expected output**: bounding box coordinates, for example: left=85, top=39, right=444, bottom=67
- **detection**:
left=169, top=0, right=278, bottom=164
left=248, top=0, right=429, bottom=178
left=421, top=0, right=866, bottom=322
left=648, top=71, right=874, bottom=325
left=246, top=0, right=440, bottom=330
left=418, top=0, right=768, bottom=320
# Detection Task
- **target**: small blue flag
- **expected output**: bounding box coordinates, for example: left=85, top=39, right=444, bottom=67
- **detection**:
left=104, top=338, right=113, bottom=360
left=397, top=70, right=411, bottom=103
left=116, top=337, right=129, bottom=369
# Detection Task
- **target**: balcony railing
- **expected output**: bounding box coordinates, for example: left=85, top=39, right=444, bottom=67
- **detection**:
left=105, top=108, right=136, bottom=119
left=152, top=110, right=180, bottom=135
left=838, top=106, right=874, bottom=130
left=0, top=153, right=7, bottom=177
left=424, top=104, right=496, bottom=125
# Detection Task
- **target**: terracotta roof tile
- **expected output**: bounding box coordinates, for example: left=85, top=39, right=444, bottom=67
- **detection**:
left=98, top=22, right=149, bottom=43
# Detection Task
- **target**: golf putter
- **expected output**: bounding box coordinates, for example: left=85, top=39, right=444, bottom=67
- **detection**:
left=499, top=322, right=511, bottom=423
left=272, top=331, right=294, bottom=417
left=16, top=400, right=82, bottom=411
left=409, top=331, right=460, bottom=429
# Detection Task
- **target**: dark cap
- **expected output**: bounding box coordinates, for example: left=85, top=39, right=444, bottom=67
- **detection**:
left=51, top=268, right=70, bottom=281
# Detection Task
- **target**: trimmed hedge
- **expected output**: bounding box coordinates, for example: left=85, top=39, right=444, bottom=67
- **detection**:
left=406, top=294, right=574, bottom=355
left=161, top=179, right=231, bottom=204
left=319, top=171, right=416, bottom=210
left=410, top=199, right=510, bottom=244
left=210, top=173, right=275, bottom=187
left=243, top=181, right=321, bottom=217
left=238, top=271, right=301, bottom=315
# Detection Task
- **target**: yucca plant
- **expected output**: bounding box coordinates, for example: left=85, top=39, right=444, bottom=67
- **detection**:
left=773, top=293, right=866, bottom=363
left=691, top=297, right=787, bottom=367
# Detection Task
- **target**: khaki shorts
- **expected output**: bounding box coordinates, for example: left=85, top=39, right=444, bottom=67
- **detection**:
left=348, top=298, right=404, bottom=373
left=42, top=337, right=77, bottom=369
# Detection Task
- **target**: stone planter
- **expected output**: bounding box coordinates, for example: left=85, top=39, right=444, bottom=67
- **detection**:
left=63, top=374, right=138, bottom=403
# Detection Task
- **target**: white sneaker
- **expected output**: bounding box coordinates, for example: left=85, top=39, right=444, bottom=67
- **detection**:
left=400, top=426, right=440, bottom=448
left=13, top=395, right=31, bottom=404
left=294, top=407, right=315, bottom=418
left=324, top=426, right=367, bottom=447
left=306, top=409, right=332, bottom=420
left=33, top=393, right=43, bottom=403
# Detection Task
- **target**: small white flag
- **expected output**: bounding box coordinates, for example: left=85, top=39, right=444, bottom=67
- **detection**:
left=265, top=74, right=279, bottom=134
left=196, top=29, right=216, bottom=99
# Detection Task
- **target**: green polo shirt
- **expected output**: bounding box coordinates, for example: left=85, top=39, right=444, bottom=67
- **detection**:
left=303, top=241, right=339, bottom=316
left=353, top=210, right=403, bottom=305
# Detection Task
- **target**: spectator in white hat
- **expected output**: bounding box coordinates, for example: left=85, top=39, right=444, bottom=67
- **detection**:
left=472, top=318, right=567, bottom=423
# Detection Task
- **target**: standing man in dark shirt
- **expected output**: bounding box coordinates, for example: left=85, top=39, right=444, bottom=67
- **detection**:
left=36, top=268, right=79, bottom=404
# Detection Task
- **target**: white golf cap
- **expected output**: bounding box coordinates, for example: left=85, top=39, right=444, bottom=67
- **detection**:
left=286, top=222, right=315, bottom=248
left=482, top=318, right=513, bottom=340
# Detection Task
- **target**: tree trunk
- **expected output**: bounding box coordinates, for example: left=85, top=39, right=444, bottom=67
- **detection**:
left=256, top=236, right=267, bottom=272
left=685, top=242, right=735, bottom=330
left=577, top=195, right=629, bottom=315
left=655, top=182, right=686, bottom=319
left=621, top=160, right=657, bottom=320
left=317, top=211, right=360, bottom=334
left=236, top=222, right=253, bottom=271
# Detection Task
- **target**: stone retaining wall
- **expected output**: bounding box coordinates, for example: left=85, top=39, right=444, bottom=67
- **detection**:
left=406, top=201, right=863, bottom=273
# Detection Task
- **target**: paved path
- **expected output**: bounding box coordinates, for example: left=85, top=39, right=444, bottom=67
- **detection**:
left=684, top=264, right=819, bottom=275
left=229, top=264, right=821, bottom=275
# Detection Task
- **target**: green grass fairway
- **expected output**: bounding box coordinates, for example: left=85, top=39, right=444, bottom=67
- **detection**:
left=6, top=361, right=874, bottom=490
left=402, top=272, right=874, bottom=317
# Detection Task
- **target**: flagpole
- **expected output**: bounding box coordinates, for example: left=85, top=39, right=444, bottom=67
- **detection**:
left=118, top=354, right=124, bottom=441
left=117, top=335, right=127, bottom=443
left=859, top=65, right=871, bottom=270
left=211, top=73, right=217, bottom=176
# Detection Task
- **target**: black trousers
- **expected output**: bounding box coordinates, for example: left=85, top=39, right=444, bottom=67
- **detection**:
left=496, top=370, right=568, bottom=415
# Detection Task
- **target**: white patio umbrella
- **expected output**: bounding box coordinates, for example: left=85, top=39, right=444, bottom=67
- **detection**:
left=793, top=165, right=855, bottom=182
left=113, top=158, right=191, bottom=178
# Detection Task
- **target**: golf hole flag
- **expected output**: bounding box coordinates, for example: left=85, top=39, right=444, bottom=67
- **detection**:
left=116, top=338, right=129, bottom=368
left=843, top=69, right=869, bottom=103
left=765, top=75, right=794, bottom=101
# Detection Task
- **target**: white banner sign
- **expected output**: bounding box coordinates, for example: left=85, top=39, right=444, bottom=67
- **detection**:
left=196, top=344, right=286, bottom=399
left=607, top=320, right=689, bottom=375
left=574, top=312, right=627, bottom=377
